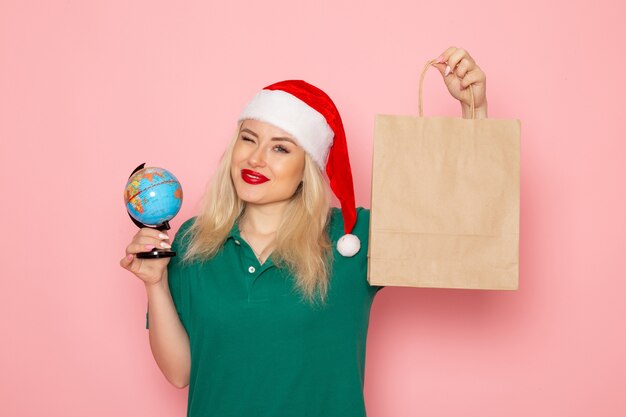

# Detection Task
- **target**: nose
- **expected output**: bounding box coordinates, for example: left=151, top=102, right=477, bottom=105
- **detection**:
left=247, top=143, right=266, bottom=168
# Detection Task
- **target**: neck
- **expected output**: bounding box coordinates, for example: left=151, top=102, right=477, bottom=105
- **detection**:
left=239, top=201, right=288, bottom=235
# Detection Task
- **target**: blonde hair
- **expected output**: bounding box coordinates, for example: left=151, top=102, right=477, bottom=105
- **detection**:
left=180, top=121, right=334, bottom=306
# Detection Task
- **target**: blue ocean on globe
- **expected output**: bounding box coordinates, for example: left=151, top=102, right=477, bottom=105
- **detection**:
left=124, top=167, right=183, bottom=226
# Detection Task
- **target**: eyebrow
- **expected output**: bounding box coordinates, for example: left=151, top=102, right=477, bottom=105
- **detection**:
left=240, top=128, right=298, bottom=145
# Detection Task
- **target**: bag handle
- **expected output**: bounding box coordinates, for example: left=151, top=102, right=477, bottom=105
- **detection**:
left=418, top=59, right=475, bottom=119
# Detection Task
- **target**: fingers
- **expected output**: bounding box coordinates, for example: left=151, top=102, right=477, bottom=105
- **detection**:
left=432, top=46, right=486, bottom=90
left=447, top=48, right=474, bottom=77
left=431, top=46, right=455, bottom=76
left=121, top=228, right=171, bottom=267
left=120, top=227, right=173, bottom=287
left=432, top=46, right=477, bottom=77
left=119, top=252, right=141, bottom=276
left=119, top=252, right=144, bottom=276
left=144, top=228, right=170, bottom=241
left=131, top=233, right=172, bottom=250
left=453, top=57, right=472, bottom=78
left=135, top=228, right=170, bottom=248
left=434, top=46, right=458, bottom=64
left=430, top=46, right=487, bottom=114
left=431, top=62, right=447, bottom=77
left=120, top=253, right=133, bottom=269
left=459, top=68, right=485, bottom=89
left=126, top=240, right=171, bottom=256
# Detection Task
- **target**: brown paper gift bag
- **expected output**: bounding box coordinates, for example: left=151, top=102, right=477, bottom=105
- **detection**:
left=368, top=60, right=520, bottom=290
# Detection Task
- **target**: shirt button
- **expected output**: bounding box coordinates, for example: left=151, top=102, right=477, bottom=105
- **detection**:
left=234, top=240, right=240, bottom=245
left=248, top=266, right=256, bottom=274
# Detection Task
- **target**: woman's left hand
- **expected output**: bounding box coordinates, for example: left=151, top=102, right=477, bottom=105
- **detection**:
left=431, top=46, right=488, bottom=118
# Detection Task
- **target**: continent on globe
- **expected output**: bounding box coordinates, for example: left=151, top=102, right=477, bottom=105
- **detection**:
left=124, top=166, right=183, bottom=227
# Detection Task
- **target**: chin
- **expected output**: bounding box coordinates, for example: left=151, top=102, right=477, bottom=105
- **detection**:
left=236, top=190, right=295, bottom=207
left=237, top=194, right=264, bottom=205
left=233, top=181, right=299, bottom=206
left=234, top=186, right=266, bottom=205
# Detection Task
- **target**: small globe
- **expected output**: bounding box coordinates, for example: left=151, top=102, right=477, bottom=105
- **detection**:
left=124, top=166, right=183, bottom=226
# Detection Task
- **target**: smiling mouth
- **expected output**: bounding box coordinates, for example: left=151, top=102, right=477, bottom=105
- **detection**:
left=241, top=169, right=269, bottom=184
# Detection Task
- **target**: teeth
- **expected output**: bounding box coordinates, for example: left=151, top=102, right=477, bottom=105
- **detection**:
left=244, top=172, right=264, bottom=181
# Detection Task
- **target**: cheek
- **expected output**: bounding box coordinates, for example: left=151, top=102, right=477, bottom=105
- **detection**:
left=230, top=154, right=242, bottom=182
left=231, top=145, right=248, bottom=171
left=231, top=144, right=244, bottom=164
left=281, top=156, right=305, bottom=185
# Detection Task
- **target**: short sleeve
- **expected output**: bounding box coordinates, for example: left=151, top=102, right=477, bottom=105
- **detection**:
left=352, top=207, right=385, bottom=294
left=145, top=217, right=196, bottom=329
left=331, top=207, right=384, bottom=295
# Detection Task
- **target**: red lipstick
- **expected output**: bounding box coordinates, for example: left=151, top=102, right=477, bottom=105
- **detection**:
left=241, top=169, right=269, bottom=184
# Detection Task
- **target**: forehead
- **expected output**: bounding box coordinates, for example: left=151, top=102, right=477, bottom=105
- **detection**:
left=240, top=119, right=296, bottom=140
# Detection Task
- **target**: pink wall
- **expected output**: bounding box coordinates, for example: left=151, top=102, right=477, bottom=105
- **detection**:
left=2, top=0, right=625, bottom=416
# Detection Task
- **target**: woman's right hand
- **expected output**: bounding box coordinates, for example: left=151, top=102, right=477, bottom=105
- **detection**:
left=119, top=228, right=172, bottom=286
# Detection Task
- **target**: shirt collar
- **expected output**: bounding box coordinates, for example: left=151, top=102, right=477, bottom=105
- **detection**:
left=227, top=216, right=276, bottom=268
left=226, top=217, right=242, bottom=240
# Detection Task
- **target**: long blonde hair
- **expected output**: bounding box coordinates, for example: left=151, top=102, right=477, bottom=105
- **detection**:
left=180, top=121, right=334, bottom=305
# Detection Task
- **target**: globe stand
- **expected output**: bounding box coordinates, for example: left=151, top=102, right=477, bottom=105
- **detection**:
left=127, top=162, right=177, bottom=259
left=128, top=213, right=177, bottom=259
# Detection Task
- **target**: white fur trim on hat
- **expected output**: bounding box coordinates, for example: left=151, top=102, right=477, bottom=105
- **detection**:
left=238, top=89, right=334, bottom=168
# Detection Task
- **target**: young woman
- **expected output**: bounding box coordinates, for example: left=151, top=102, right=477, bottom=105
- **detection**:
left=120, top=46, right=488, bottom=417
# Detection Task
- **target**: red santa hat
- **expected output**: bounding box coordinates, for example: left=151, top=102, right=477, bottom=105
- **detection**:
left=237, top=79, right=360, bottom=257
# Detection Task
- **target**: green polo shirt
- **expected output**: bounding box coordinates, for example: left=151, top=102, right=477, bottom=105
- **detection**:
left=146, top=207, right=384, bottom=417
